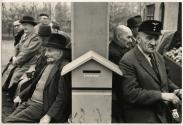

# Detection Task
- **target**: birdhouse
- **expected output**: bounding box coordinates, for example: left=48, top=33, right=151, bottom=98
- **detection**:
left=61, top=50, right=122, bottom=123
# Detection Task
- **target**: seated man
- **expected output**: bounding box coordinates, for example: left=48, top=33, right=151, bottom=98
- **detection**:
left=5, top=33, right=71, bottom=123
left=2, top=16, right=41, bottom=100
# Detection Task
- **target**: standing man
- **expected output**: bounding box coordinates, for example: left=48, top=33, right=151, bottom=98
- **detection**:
left=109, top=25, right=133, bottom=123
left=119, top=20, right=181, bottom=123
left=127, top=15, right=142, bottom=45
left=5, top=33, right=71, bottom=123
left=34, top=13, right=50, bottom=34
left=109, top=25, right=133, bottom=64
left=13, top=20, right=24, bottom=46
left=39, top=13, right=50, bottom=25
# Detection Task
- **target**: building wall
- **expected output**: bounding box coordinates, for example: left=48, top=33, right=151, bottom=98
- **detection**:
left=162, top=3, right=179, bottom=31
left=143, top=2, right=179, bottom=31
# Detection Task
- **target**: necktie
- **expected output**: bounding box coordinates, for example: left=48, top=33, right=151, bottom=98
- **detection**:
left=149, top=54, right=159, bottom=78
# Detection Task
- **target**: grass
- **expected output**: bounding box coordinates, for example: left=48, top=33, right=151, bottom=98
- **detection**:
left=1, top=40, right=15, bottom=122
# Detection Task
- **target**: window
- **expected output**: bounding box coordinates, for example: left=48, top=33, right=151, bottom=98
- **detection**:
left=146, top=4, right=155, bottom=20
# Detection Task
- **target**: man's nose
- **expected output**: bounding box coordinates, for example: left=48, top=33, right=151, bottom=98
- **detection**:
left=45, top=51, right=48, bottom=56
left=150, top=39, right=156, bottom=45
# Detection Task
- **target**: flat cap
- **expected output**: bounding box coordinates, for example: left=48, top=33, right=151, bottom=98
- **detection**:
left=138, top=20, right=163, bottom=35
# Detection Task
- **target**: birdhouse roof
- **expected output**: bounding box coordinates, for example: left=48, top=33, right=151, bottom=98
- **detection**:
left=61, top=50, right=123, bottom=76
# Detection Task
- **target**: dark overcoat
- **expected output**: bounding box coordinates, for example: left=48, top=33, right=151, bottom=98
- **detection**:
left=119, top=46, right=179, bottom=123
left=18, top=59, right=71, bottom=123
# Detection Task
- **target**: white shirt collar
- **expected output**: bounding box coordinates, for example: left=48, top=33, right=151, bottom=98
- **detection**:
left=137, top=45, right=152, bottom=66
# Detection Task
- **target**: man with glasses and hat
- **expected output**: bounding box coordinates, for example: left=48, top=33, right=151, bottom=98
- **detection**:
left=119, top=20, right=181, bottom=123
left=5, top=33, right=71, bottom=123
left=13, top=20, right=24, bottom=46
left=2, top=16, right=42, bottom=99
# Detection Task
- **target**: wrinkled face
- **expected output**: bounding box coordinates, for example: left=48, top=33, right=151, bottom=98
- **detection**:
left=13, top=22, right=23, bottom=33
left=45, top=47, right=63, bottom=63
left=137, top=32, right=160, bottom=54
left=39, top=16, right=49, bottom=25
left=22, top=23, right=34, bottom=34
left=117, top=30, right=133, bottom=48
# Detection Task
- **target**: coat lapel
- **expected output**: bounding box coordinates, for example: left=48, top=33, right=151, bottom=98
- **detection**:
left=44, top=63, right=59, bottom=88
left=154, top=53, right=168, bottom=91
left=134, top=47, right=160, bottom=83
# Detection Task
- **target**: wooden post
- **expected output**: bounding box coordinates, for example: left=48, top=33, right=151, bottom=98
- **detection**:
left=71, top=2, right=111, bottom=123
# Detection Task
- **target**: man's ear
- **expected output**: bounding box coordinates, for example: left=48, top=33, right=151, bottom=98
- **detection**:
left=136, top=35, right=141, bottom=44
left=116, top=33, right=121, bottom=41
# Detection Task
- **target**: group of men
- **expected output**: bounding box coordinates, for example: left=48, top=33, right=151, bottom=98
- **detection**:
left=2, top=13, right=71, bottom=123
left=2, top=13, right=182, bottom=123
left=110, top=15, right=182, bottom=123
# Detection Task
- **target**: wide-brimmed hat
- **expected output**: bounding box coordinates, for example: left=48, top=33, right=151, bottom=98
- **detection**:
left=38, top=25, right=51, bottom=37
left=44, top=33, right=69, bottom=50
left=127, top=15, right=142, bottom=28
left=138, top=20, right=162, bottom=35
left=20, top=16, right=37, bottom=26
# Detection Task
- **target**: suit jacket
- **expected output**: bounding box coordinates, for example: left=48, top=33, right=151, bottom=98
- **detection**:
left=18, top=59, right=71, bottom=123
left=119, top=46, right=179, bottom=123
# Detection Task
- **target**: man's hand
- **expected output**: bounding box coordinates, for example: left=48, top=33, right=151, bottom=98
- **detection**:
left=161, top=93, right=181, bottom=105
left=13, top=96, right=22, bottom=104
left=40, top=114, right=51, bottom=123
left=174, top=89, right=182, bottom=99
left=12, top=56, right=17, bottom=65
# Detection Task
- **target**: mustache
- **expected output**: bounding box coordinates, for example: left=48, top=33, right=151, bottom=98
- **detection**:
left=148, top=44, right=156, bottom=49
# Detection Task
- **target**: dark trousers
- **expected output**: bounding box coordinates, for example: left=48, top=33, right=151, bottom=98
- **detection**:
left=112, top=99, right=124, bottom=123
left=5, top=100, right=44, bottom=123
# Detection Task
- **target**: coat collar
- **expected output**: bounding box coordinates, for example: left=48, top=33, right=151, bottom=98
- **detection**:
left=44, top=59, right=69, bottom=88
left=44, top=61, right=60, bottom=87
left=134, top=46, right=160, bottom=83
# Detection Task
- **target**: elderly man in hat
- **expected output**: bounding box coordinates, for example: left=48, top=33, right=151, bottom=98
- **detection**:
left=5, top=33, right=71, bottom=123
left=127, top=15, right=142, bottom=45
left=109, top=25, right=133, bottom=123
left=119, top=20, right=181, bottom=123
left=2, top=16, right=42, bottom=98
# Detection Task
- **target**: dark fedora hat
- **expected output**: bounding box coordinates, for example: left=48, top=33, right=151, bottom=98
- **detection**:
left=138, top=20, right=163, bottom=35
left=44, top=33, right=69, bottom=50
left=127, top=15, right=142, bottom=28
left=20, top=16, right=37, bottom=26
left=38, top=25, right=51, bottom=37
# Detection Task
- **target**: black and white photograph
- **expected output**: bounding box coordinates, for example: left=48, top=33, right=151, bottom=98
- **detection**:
left=1, top=1, right=182, bottom=123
